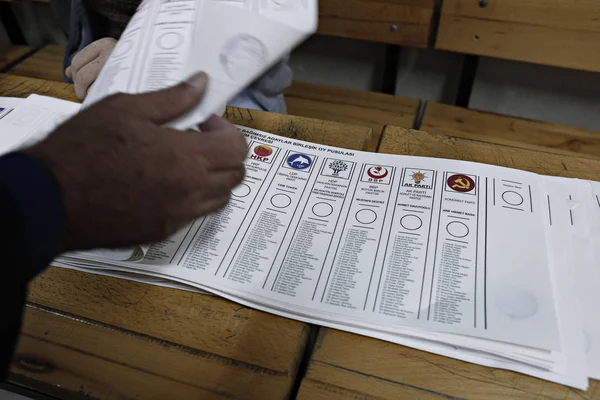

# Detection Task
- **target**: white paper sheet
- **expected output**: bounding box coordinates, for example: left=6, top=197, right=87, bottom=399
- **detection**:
left=0, top=97, right=25, bottom=121
left=83, top=0, right=318, bottom=129
left=571, top=179, right=600, bottom=379
left=0, top=95, right=81, bottom=155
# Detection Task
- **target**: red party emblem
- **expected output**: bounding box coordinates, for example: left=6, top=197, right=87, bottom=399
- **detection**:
left=447, top=174, right=475, bottom=193
left=254, top=145, right=273, bottom=157
left=367, top=166, right=389, bottom=180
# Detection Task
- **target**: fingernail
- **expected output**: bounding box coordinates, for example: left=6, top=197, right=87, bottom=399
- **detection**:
left=185, top=72, right=208, bottom=91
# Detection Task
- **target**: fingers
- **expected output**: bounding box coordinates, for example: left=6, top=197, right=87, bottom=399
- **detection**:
left=119, top=72, right=208, bottom=124
left=69, top=38, right=116, bottom=99
left=186, top=127, right=248, bottom=170
left=203, top=166, right=246, bottom=198
left=198, top=116, right=249, bottom=163
left=189, top=168, right=245, bottom=216
left=199, top=114, right=232, bottom=132
left=69, top=39, right=106, bottom=78
left=72, top=58, right=105, bottom=100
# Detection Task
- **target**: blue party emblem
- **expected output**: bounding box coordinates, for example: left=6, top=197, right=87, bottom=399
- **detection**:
left=287, top=153, right=312, bottom=170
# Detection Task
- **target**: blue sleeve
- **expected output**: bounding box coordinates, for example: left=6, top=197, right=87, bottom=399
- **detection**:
left=0, top=152, right=65, bottom=380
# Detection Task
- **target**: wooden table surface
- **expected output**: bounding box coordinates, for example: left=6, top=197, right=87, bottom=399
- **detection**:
left=0, top=45, right=30, bottom=71
left=297, top=126, right=600, bottom=400
left=0, top=73, right=372, bottom=400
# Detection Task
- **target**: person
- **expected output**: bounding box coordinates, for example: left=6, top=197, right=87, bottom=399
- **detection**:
left=0, top=72, right=247, bottom=378
left=49, top=0, right=293, bottom=110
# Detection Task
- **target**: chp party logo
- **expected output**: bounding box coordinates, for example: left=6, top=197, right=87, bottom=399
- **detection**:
left=447, top=174, right=475, bottom=193
left=287, top=153, right=313, bottom=170
left=367, top=166, right=389, bottom=180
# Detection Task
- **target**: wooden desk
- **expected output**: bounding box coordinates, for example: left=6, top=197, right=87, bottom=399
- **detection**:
left=421, top=102, right=600, bottom=161
left=0, top=45, right=30, bottom=71
left=8, top=45, right=65, bottom=82
left=0, top=73, right=372, bottom=399
left=297, top=127, right=600, bottom=400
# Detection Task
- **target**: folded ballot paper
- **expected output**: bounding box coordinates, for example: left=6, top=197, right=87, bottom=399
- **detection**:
left=83, top=0, right=318, bottom=128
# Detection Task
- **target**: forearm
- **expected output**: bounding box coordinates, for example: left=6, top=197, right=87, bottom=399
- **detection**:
left=0, top=152, right=65, bottom=379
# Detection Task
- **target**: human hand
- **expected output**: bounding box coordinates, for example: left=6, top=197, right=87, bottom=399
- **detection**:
left=26, top=72, right=247, bottom=251
left=66, top=37, right=117, bottom=100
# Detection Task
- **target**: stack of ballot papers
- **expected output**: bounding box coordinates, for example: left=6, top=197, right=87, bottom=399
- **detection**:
left=1, top=93, right=600, bottom=390
left=82, top=0, right=319, bottom=128
left=2, top=0, right=600, bottom=390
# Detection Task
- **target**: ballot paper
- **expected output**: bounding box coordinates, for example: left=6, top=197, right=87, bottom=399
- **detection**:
left=0, top=96, right=74, bottom=154
left=2, top=94, right=600, bottom=390
left=82, top=0, right=318, bottom=129
left=56, top=124, right=600, bottom=389
left=0, top=97, right=24, bottom=121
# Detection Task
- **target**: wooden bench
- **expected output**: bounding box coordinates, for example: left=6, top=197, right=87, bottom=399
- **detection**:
left=286, top=81, right=420, bottom=151
left=420, top=102, right=600, bottom=160
left=8, top=45, right=600, bottom=162
left=436, top=0, right=600, bottom=73
left=8, top=44, right=65, bottom=82
left=0, top=45, right=30, bottom=71
left=318, top=0, right=435, bottom=47
left=296, top=127, right=600, bottom=400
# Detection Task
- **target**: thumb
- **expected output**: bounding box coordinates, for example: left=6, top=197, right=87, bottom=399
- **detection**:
left=126, top=72, right=208, bottom=124
left=65, top=66, right=72, bottom=79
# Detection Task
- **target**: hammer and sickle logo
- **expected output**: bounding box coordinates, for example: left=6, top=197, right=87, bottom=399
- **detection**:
left=452, top=178, right=470, bottom=190
left=447, top=174, right=475, bottom=193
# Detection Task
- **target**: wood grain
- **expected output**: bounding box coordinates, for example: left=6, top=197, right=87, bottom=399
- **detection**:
left=442, top=0, right=600, bottom=33
left=13, top=306, right=298, bottom=400
left=298, top=330, right=600, bottom=400
left=421, top=102, right=600, bottom=160
left=26, top=268, right=307, bottom=371
left=9, top=45, right=65, bottom=81
left=0, top=73, right=77, bottom=101
left=286, top=81, right=418, bottom=151
left=0, top=45, right=30, bottom=70
left=1, top=75, right=372, bottom=399
left=318, top=0, right=434, bottom=46
left=436, top=15, right=600, bottom=72
left=298, top=128, right=600, bottom=400
left=225, top=105, right=373, bottom=151
left=380, top=126, right=600, bottom=180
